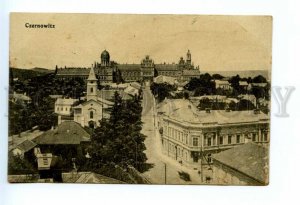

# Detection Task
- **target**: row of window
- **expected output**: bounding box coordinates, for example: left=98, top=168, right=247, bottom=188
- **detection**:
left=163, top=140, right=188, bottom=161
left=158, top=71, right=180, bottom=76
left=122, top=72, right=140, bottom=76
left=56, top=106, right=71, bottom=112
left=165, top=126, right=188, bottom=145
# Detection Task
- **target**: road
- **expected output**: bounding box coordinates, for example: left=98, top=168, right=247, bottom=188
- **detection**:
left=141, top=86, right=204, bottom=184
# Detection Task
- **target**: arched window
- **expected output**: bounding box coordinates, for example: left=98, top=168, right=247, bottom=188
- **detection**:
left=90, top=111, right=93, bottom=119
left=90, top=87, right=93, bottom=93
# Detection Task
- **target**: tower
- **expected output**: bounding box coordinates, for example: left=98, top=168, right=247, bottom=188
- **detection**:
left=87, top=66, right=98, bottom=101
left=101, top=50, right=110, bottom=66
left=186, top=49, right=191, bottom=66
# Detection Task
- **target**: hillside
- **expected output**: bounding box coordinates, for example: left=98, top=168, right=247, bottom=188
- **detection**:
left=203, top=70, right=270, bottom=81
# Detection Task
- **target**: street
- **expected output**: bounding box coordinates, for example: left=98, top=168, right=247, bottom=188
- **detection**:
left=141, top=86, right=204, bottom=184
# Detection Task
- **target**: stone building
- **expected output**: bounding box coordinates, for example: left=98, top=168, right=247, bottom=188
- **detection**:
left=55, top=49, right=200, bottom=84
left=157, top=99, right=269, bottom=168
left=72, top=66, right=113, bottom=128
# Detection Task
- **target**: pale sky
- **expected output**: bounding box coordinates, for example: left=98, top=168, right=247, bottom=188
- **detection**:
left=10, top=13, right=272, bottom=71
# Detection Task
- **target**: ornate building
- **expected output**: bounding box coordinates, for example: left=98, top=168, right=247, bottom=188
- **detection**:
left=55, top=49, right=201, bottom=84
left=157, top=99, right=269, bottom=168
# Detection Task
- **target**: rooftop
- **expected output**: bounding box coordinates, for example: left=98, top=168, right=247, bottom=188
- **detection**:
left=15, top=140, right=37, bottom=152
left=62, top=172, right=125, bottom=184
left=33, top=121, right=90, bottom=145
left=155, top=63, right=179, bottom=71
left=154, top=75, right=177, bottom=85
left=118, top=64, right=140, bottom=71
left=159, top=99, right=269, bottom=125
left=55, top=98, right=78, bottom=105
left=213, top=142, right=269, bottom=184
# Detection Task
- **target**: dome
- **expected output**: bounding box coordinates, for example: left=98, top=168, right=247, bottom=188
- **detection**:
left=101, top=50, right=110, bottom=61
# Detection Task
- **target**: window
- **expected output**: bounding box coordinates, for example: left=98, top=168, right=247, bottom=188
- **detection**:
left=252, top=134, right=256, bottom=142
left=43, top=158, right=48, bottom=165
left=207, top=137, right=212, bottom=146
left=236, top=135, right=240, bottom=143
left=228, top=135, right=232, bottom=144
left=65, top=107, right=68, bottom=111
left=90, top=111, right=94, bottom=119
left=219, top=136, right=223, bottom=145
left=263, top=131, right=268, bottom=141
left=57, top=107, right=59, bottom=111
left=193, top=137, right=199, bottom=146
left=90, top=87, right=93, bottom=93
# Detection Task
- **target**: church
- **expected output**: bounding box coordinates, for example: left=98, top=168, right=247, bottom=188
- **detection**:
left=72, top=66, right=113, bottom=128
left=55, top=66, right=113, bottom=129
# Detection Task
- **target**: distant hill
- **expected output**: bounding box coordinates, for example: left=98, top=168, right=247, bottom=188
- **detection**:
left=30, top=67, right=53, bottom=74
left=10, top=67, right=54, bottom=82
left=202, top=70, right=271, bottom=81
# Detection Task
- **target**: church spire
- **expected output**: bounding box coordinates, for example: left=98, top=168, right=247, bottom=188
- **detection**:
left=86, top=66, right=97, bottom=101
left=87, top=66, right=97, bottom=81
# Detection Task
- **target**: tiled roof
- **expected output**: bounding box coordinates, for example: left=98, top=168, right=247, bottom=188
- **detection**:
left=62, top=172, right=125, bottom=184
left=182, top=69, right=200, bottom=76
left=154, top=75, right=177, bottom=85
left=155, top=64, right=179, bottom=71
left=10, top=93, right=31, bottom=101
left=213, top=142, right=269, bottom=184
left=56, top=68, right=90, bottom=76
left=251, top=83, right=268, bottom=87
left=239, top=81, right=249, bottom=86
left=33, top=121, right=90, bottom=145
left=130, top=82, right=142, bottom=90
left=124, top=86, right=139, bottom=96
left=215, top=80, right=230, bottom=85
left=55, top=98, right=78, bottom=105
left=162, top=99, right=269, bottom=125
left=16, top=140, right=37, bottom=152
left=118, top=64, right=140, bottom=71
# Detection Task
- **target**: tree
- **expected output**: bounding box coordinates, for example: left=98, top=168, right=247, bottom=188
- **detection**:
left=88, top=92, right=147, bottom=176
left=212, top=74, right=224, bottom=80
left=236, top=99, right=255, bottom=111
left=185, top=73, right=216, bottom=96
left=8, top=153, right=37, bottom=175
left=252, top=75, right=267, bottom=83
left=150, top=82, right=176, bottom=102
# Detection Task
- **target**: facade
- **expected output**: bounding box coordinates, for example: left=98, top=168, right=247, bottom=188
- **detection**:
left=214, top=80, right=232, bottom=90
left=157, top=99, right=269, bottom=168
left=56, top=49, right=201, bottom=84
left=73, top=66, right=113, bottom=128
left=55, top=98, right=78, bottom=116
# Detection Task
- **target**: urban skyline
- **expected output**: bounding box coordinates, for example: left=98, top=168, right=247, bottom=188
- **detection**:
left=10, top=14, right=272, bottom=71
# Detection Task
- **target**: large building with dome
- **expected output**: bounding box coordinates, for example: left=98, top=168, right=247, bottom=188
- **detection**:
left=55, top=49, right=201, bottom=84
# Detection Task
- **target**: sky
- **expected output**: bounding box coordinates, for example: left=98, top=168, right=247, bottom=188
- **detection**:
left=9, top=13, right=272, bottom=71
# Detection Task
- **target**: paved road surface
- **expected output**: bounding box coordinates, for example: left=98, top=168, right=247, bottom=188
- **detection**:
left=141, top=86, right=204, bottom=184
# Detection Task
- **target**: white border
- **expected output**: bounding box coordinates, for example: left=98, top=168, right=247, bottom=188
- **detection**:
left=1, top=1, right=300, bottom=205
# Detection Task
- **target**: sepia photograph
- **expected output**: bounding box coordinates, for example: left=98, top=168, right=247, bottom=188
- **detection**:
left=8, top=13, right=272, bottom=185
